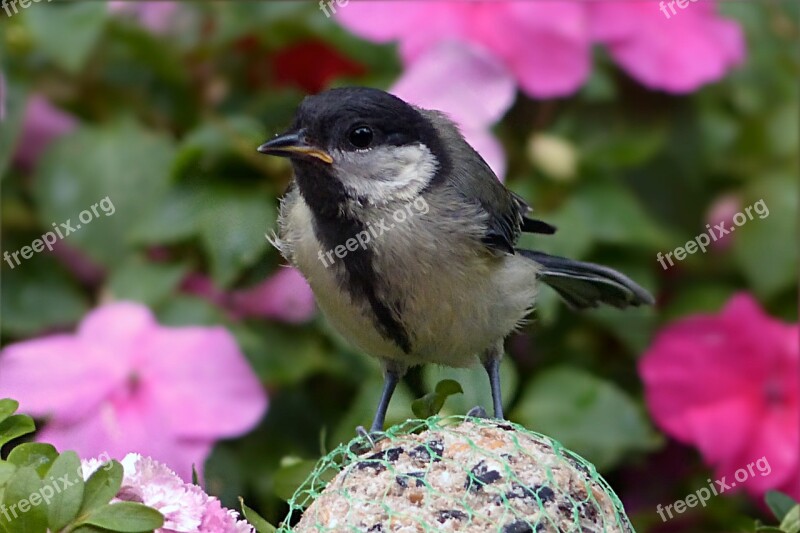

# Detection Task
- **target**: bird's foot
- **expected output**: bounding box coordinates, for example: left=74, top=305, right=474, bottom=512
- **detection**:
left=351, top=425, right=385, bottom=455
left=466, top=405, right=490, bottom=419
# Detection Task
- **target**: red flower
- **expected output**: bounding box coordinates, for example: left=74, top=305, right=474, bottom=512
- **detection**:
left=640, top=294, right=799, bottom=500
left=272, top=40, right=365, bottom=94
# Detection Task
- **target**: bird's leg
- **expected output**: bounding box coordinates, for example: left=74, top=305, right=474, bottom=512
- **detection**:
left=481, top=342, right=505, bottom=419
left=369, top=367, right=401, bottom=433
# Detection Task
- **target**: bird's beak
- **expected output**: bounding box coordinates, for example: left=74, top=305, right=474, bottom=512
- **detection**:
left=257, top=131, right=333, bottom=164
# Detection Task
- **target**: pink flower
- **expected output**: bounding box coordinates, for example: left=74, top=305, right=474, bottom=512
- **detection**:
left=108, top=1, right=180, bottom=34
left=390, top=42, right=515, bottom=179
left=82, top=453, right=254, bottom=533
left=704, top=193, right=742, bottom=251
left=14, top=94, right=77, bottom=170
left=337, top=1, right=590, bottom=98
left=640, top=294, right=799, bottom=500
left=337, top=0, right=744, bottom=96
left=589, top=1, right=745, bottom=93
left=229, top=267, right=316, bottom=324
left=0, top=302, right=267, bottom=481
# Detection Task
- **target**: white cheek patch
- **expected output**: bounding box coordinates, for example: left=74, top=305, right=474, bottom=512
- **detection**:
left=332, top=144, right=438, bottom=204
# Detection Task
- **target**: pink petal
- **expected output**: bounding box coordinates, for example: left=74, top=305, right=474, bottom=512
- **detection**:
left=477, top=2, right=591, bottom=98
left=229, top=267, right=316, bottom=324
left=77, top=302, right=156, bottom=364
left=391, top=42, right=515, bottom=129
left=38, top=397, right=213, bottom=482
left=0, top=336, right=124, bottom=424
left=13, top=95, right=77, bottom=170
left=334, top=1, right=427, bottom=43
left=142, top=327, right=267, bottom=440
left=590, top=1, right=745, bottom=93
left=336, top=2, right=465, bottom=62
left=108, top=1, right=180, bottom=34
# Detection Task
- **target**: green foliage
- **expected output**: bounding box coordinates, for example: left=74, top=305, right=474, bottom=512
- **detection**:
left=512, top=367, right=660, bottom=470
left=411, top=379, right=464, bottom=419
left=0, top=400, right=164, bottom=533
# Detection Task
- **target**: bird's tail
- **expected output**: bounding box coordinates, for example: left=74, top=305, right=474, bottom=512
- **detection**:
left=517, top=249, right=654, bottom=310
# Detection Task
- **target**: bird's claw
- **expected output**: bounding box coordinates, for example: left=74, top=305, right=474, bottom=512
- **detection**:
left=351, top=425, right=384, bottom=455
left=466, top=405, right=490, bottom=419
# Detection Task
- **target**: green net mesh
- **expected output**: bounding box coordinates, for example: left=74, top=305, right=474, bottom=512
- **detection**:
left=278, top=416, right=635, bottom=532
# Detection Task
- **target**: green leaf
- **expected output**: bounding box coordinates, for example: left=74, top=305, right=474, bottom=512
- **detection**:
left=79, top=461, right=123, bottom=515
left=156, top=295, right=228, bottom=327
left=412, top=379, right=464, bottom=419
left=198, top=188, right=274, bottom=287
left=34, top=119, right=176, bottom=268
left=512, top=366, right=660, bottom=470
left=272, top=458, right=320, bottom=502
left=574, top=182, right=672, bottom=249
left=80, top=502, right=164, bottom=532
left=1, top=467, right=48, bottom=533
left=0, top=400, right=19, bottom=424
left=239, top=498, right=277, bottom=533
left=43, top=451, right=84, bottom=531
left=0, top=80, right=26, bottom=178
left=0, top=255, right=90, bottom=337
left=6, top=444, right=58, bottom=478
left=24, top=3, right=107, bottom=73
left=130, top=187, right=205, bottom=245
left=0, top=462, right=17, bottom=487
left=766, top=491, right=799, bottom=522
left=422, top=358, right=519, bottom=416
left=780, top=505, right=800, bottom=533
left=733, top=176, right=799, bottom=298
left=0, top=414, right=36, bottom=453
left=107, top=259, right=188, bottom=307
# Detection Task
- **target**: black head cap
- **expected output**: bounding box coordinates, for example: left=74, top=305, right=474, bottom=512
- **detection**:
left=292, top=87, right=447, bottom=156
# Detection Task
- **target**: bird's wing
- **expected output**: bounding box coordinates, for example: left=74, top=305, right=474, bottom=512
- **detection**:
left=518, top=249, right=655, bottom=309
left=420, top=109, right=554, bottom=255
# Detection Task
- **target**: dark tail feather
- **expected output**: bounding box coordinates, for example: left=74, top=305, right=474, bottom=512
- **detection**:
left=518, top=249, right=655, bottom=310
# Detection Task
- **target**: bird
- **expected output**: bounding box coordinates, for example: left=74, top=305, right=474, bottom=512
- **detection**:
left=258, top=87, right=654, bottom=434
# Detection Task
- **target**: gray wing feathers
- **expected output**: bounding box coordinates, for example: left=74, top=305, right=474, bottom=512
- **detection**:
left=518, top=249, right=655, bottom=310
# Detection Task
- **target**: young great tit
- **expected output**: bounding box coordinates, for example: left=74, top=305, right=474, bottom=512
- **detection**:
left=258, top=87, right=653, bottom=433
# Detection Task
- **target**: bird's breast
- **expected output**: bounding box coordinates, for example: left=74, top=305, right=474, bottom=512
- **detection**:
left=279, top=193, right=539, bottom=367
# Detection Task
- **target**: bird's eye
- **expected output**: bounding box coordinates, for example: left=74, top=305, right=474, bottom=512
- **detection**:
left=348, top=126, right=374, bottom=149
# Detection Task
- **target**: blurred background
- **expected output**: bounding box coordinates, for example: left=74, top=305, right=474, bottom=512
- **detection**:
left=0, top=1, right=797, bottom=531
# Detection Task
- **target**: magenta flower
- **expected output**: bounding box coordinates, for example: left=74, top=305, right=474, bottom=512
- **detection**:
left=0, top=302, right=267, bottom=481
left=640, top=294, right=799, bottom=500
left=589, top=1, right=745, bottom=93
left=13, top=94, right=77, bottom=170
left=108, top=1, right=180, bottom=34
left=82, top=453, right=254, bottom=533
left=390, top=42, right=515, bottom=179
left=337, top=2, right=590, bottom=98
left=229, top=267, right=316, bottom=324
left=337, top=0, right=744, bottom=97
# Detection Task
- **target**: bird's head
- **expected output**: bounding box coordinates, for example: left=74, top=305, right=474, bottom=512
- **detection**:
left=258, top=87, right=450, bottom=213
